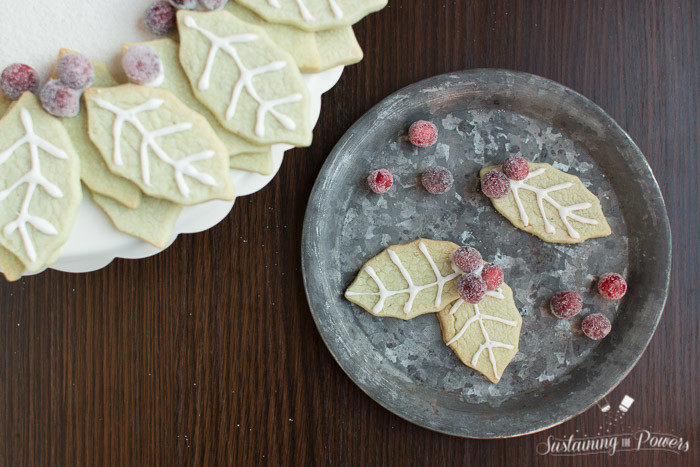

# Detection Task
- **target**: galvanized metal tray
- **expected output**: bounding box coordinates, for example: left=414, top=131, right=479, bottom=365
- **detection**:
left=301, top=69, right=671, bottom=438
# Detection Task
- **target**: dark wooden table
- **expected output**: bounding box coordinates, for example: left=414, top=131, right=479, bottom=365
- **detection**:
left=1, top=1, right=698, bottom=465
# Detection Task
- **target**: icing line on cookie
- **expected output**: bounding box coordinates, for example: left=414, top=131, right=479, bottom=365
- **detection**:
left=267, top=0, right=344, bottom=21
left=91, top=97, right=218, bottom=198
left=509, top=167, right=599, bottom=239
left=182, top=16, right=303, bottom=138
left=346, top=241, right=461, bottom=314
left=0, top=108, right=67, bottom=262
left=446, top=290, right=517, bottom=381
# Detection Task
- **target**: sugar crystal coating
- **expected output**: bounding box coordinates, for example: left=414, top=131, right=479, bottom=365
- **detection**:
left=408, top=120, right=438, bottom=148
left=421, top=166, right=453, bottom=194
left=598, top=273, right=627, bottom=300
left=57, top=54, right=94, bottom=90
left=1, top=63, right=40, bottom=100
left=550, top=291, right=583, bottom=318
left=481, top=263, right=504, bottom=290
left=457, top=273, right=487, bottom=304
left=502, top=155, right=530, bottom=181
left=581, top=313, right=612, bottom=340
left=452, top=246, right=482, bottom=274
left=199, top=0, right=228, bottom=10
left=145, top=1, right=177, bottom=36
left=367, top=168, right=393, bottom=194
left=122, top=46, right=163, bottom=85
left=481, top=170, right=511, bottom=199
left=40, top=79, right=80, bottom=117
left=169, top=0, right=198, bottom=8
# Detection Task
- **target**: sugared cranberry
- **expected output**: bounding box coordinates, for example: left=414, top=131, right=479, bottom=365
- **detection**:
left=581, top=314, right=612, bottom=340
left=452, top=246, right=482, bottom=274
left=481, top=170, right=511, bottom=199
left=598, top=273, right=627, bottom=300
left=1, top=63, right=40, bottom=100
left=40, top=80, right=80, bottom=117
left=457, top=274, right=487, bottom=304
left=145, top=1, right=177, bottom=35
left=56, top=54, right=94, bottom=91
left=421, top=166, right=453, bottom=194
left=367, top=169, right=393, bottom=194
left=502, top=155, right=530, bottom=181
left=122, top=46, right=163, bottom=85
left=550, top=291, right=583, bottom=319
left=199, top=0, right=228, bottom=10
left=170, top=0, right=198, bottom=8
left=408, top=120, right=438, bottom=148
left=481, top=264, right=503, bottom=290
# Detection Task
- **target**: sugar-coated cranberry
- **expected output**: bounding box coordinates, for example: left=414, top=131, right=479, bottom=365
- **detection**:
left=145, top=1, right=177, bottom=35
left=550, top=291, right=583, bottom=319
left=1, top=63, right=40, bottom=100
left=598, top=273, right=627, bottom=300
left=199, top=0, right=228, bottom=10
left=408, top=120, right=438, bottom=148
left=56, top=54, right=94, bottom=91
left=481, top=264, right=503, bottom=291
left=457, top=274, right=487, bottom=304
left=581, top=313, right=612, bottom=340
left=40, top=80, right=80, bottom=117
left=452, top=246, right=482, bottom=274
left=502, top=155, right=530, bottom=181
left=367, top=169, right=393, bottom=194
left=122, top=46, right=163, bottom=85
left=481, top=170, right=511, bottom=199
left=421, top=166, right=453, bottom=194
left=169, top=0, right=198, bottom=8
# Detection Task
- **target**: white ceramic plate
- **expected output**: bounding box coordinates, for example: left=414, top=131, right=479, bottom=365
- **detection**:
left=0, top=0, right=343, bottom=274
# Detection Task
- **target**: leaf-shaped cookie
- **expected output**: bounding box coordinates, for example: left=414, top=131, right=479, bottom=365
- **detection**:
left=237, top=0, right=387, bottom=32
left=345, top=239, right=462, bottom=320
left=0, top=92, right=82, bottom=271
left=437, top=284, right=522, bottom=384
left=122, top=39, right=273, bottom=176
left=85, top=84, right=235, bottom=205
left=224, top=2, right=363, bottom=73
left=53, top=50, right=143, bottom=209
left=480, top=162, right=611, bottom=243
left=177, top=10, right=312, bottom=146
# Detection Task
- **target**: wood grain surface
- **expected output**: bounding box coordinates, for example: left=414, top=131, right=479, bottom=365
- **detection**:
left=1, top=1, right=698, bottom=465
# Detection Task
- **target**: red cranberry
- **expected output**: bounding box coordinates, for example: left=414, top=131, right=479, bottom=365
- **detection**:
left=457, top=274, right=487, bottom=304
left=122, top=46, right=163, bottom=85
left=550, top=291, right=583, bottom=319
left=598, top=273, right=627, bottom=300
left=481, top=170, right=511, bottom=199
left=57, top=54, right=94, bottom=90
left=481, top=264, right=504, bottom=290
left=367, top=169, right=393, bottom=194
left=408, top=120, right=438, bottom=148
left=581, top=314, right=612, bottom=340
left=452, top=246, right=482, bottom=274
left=1, top=63, right=40, bottom=100
left=502, top=155, right=530, bottom=181
left=421, top=166, right=453, bottom=194
left=40, top=80, right=80, bottom=117
left=199, top=0, right=228, bottom=10
left=169, top=0, right=198, bottom=8
left=145, top=1, right=177, bottom=36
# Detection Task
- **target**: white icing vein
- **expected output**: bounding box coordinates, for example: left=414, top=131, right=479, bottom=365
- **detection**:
left=267, top=0, right=344, bottom=20
left=509, top=167, right=599, bottom=239
left=0, top=108, right=67, bottom=263
left=183, top=15, right=302, bottom=137
left=91, top=97, right=217, bottom=198
left=445, top=289, right=518, bottom=380
left=346, top=241, right=461, bottom=314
